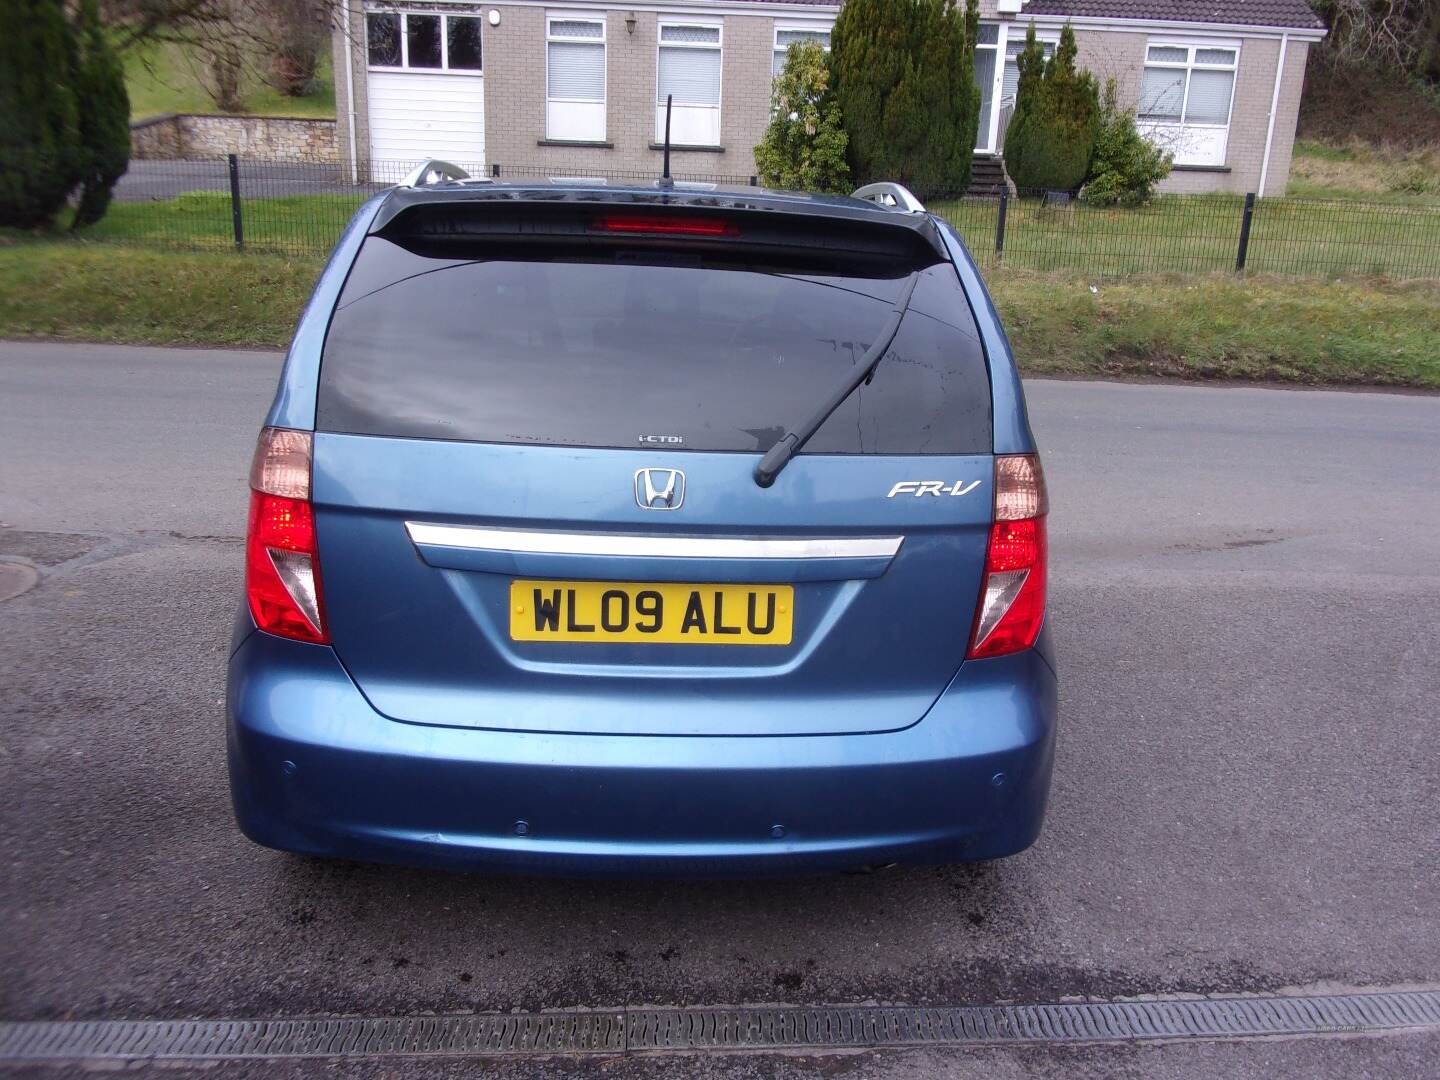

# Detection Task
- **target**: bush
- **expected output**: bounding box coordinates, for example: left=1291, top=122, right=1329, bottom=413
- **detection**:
left=1080, top=79, right=1172, bottom=207
left=1003, top=24, right=1100, bottom=192
left=831, top=0, right=981, bottom=198
left=754, top=41, right=851, bottom=192
left=0, top=0, right=128, bottom=230
left=0, top=0, right=84, bottom=229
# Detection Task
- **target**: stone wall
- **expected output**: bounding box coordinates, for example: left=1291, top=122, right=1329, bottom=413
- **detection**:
left=130, top=114, right=337, bottom=160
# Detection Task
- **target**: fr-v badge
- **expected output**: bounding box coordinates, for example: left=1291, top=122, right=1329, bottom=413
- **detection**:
left=635, top=468, right=686, bottom=510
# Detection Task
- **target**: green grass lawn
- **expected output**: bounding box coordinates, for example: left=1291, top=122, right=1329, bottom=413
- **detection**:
left=86, top=191, right=360, bottom=257
left=4, top=239, right=1437, bottom=389
left=1286, top=140, right=1440, bottom=204
left=932, top=190, right=1440, bottom=279
left=0, top=241, right=320, bottom=346
left=83, top=186, right=1440, bottom=279
left=124, top=38, right=335, bottom=121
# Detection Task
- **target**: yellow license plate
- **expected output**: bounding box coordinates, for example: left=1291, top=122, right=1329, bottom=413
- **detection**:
left=509, top=580, right=794, bottom=645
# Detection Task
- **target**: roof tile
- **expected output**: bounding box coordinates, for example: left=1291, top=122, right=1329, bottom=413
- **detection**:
left=1021, top=0, right=1324, bottom=30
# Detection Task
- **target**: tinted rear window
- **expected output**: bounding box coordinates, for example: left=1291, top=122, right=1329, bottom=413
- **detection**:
left=319, top=230, right=991, bottom=455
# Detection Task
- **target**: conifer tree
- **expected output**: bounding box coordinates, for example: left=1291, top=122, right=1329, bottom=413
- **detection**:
left=1004, top=24, right=1100, bottom=192
left=73, top=0, right=132, bottom=229
left=0, top=0, right=84, bottom=228
left=832, top=0, right=981, bottom=197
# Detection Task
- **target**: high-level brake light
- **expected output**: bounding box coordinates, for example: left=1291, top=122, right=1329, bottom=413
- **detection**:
left=967, top=454, right=1048, bottom=659
left=593, top=215, right=740, bottom=237
left=245, top=427, right=328, bottom=644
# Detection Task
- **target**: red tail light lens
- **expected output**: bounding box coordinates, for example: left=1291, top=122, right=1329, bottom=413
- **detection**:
left=968, top=454, right=1048, bottom=659
left=245, top=428, right=328, bottom=643
left=593, top=215, right=740, bottom=237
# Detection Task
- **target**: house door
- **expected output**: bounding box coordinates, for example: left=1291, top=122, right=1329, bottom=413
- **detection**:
left=974, top=24, right=1000, bottom=152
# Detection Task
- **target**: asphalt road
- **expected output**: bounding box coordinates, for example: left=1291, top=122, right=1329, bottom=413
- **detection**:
left=2, top=341, right=1438, bottom=1077
left=113, top=159, right=384, bottom=203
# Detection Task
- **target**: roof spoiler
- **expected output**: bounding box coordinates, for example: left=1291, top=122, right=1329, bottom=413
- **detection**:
left=399, top=159, right=485, bottom=188
left=852, top=183, right=926, bottom=214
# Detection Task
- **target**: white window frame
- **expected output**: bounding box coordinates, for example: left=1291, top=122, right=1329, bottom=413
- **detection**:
left=364, top=7, right=484, bottom=75
left=1138, top=39, right=1240, bottom=167
left=772, top=22, right=832, bottom=81
left=973, top=22, right=1002, bottom=152
left=656, top=18, right=723, bottom=147
left=545, top=13, right=608, bottom=143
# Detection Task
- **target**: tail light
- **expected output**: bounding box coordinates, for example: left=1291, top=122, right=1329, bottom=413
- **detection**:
left=967, top=454, right=1048, bottom=660
left=245, top=427, right=328, bottom=644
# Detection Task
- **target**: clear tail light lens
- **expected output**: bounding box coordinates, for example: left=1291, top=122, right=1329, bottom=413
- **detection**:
left=245, top=428, right=328, bottom=644
left=968, top=454, right=1048, bottom=659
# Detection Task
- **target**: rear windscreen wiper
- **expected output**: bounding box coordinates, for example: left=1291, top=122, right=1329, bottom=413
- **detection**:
left=753, top=271, right=921, bottom=489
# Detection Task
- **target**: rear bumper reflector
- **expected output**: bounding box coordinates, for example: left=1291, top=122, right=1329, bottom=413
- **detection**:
left=404, top=523, right=904, bottom=561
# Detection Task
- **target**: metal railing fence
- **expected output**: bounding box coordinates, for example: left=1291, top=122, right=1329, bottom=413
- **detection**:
left=79, top=153, right=1440, bottom=280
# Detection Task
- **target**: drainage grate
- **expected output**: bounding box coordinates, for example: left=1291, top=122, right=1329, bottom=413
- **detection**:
left=3, top=990, right=1438, bottom=1063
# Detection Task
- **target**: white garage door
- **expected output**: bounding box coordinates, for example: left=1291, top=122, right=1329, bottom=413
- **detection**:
left=368, top=70, right=486, bottom=176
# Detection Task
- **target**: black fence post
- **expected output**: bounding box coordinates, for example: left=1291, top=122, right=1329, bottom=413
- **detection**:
left=226, top=154, right=244, bottom=250
left=1235, top=192, right=1256, bottom=271
left=995, top=189, right=1009, bottom=258
left=749, top=175, right=758, bottom=187
left=491, top=163, right=500, bottom=178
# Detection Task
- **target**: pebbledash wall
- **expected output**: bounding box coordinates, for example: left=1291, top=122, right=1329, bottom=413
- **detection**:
left=130, top=114, right=337, bottom=160
left=1062, top=26, right=1310, bottom=197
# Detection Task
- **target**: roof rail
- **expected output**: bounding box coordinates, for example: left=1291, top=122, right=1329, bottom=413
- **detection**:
left=851, top=182, right=926, bottom=214
left=400, top=159, right=472, bottom=188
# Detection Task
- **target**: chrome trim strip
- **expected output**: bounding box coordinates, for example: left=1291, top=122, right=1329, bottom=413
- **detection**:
left=405, top=523, right=903, bottom=561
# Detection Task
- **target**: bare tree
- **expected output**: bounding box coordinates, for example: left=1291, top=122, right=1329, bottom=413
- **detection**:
left=104, top=0, right=334, bottom=109
left=1313, top=0, right=1434, bottom=75
left=254, top=0, right=331, bottom=97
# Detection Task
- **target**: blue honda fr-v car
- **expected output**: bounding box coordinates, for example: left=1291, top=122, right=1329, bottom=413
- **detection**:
left=226, top=165, right=1057, bottom=876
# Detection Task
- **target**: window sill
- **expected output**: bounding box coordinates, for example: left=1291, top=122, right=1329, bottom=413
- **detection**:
left=648, top=142, right=725, bottom=154
left=1171, top=164, right=1232, bottom=173
left=537, top=139, right=614, bottom=149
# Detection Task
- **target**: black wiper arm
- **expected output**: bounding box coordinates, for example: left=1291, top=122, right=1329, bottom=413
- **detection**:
left=753, top=272, right=921, bottom=489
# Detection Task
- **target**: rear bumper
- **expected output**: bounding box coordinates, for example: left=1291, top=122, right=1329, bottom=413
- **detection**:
left=226, top=629, right=1058, bottom=877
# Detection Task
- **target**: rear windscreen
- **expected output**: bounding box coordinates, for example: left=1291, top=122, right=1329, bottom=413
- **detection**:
left=318, top=232, right=992, bottom=455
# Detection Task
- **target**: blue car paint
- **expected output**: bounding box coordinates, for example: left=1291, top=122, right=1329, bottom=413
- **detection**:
left=309, top=435, right=996, bottom=739
left=228, top=627, right=1056, bottom=876
left=228, top=186, right=1057, bottom=875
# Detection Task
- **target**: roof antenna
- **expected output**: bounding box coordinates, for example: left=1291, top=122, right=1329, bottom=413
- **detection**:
left=659, top=93, right=674, bottom=190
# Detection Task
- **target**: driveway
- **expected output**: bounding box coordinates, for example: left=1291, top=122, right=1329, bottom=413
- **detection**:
left=1, top=342, right=1437, bottom=1077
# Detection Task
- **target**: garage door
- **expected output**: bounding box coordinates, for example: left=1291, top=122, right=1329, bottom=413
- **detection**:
left=368, top=70, right=486, bottom=176
left=362, top=8, right=487, bottom=176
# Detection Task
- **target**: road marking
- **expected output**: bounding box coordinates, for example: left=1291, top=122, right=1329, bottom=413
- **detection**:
left=3, top=989, right=1439, bottom=1062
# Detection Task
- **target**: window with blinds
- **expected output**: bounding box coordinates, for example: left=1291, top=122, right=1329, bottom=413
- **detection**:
left=547, top=16, right=606, bottom=142
left=1139, top=43, right=1237, bottom=125
left=773, top=25, right=831, bottom=78
left=657, top=21, right=722, bottom=145
left=1137, top=41, right=1238, bottom=166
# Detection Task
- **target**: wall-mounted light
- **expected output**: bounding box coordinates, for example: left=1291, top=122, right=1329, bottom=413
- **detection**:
left=488, top=9, right=500, bottom=26
left=626, top=11, right=636, bottom=34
